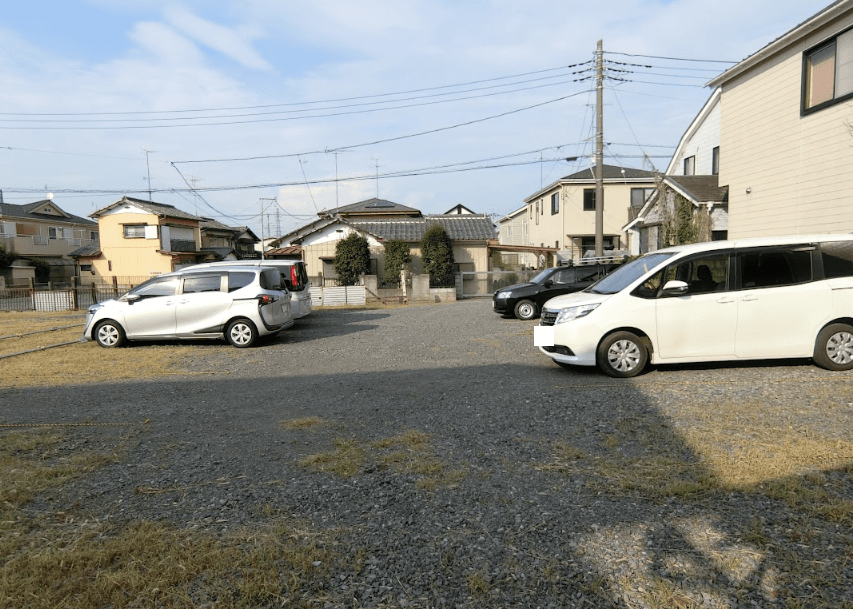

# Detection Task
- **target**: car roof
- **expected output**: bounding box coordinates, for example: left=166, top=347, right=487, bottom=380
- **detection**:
left=651, top=233, right=853, bottom=258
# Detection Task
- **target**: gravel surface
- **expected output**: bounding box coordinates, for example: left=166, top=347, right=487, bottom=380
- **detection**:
left=2, top=299, right=852, bottom=608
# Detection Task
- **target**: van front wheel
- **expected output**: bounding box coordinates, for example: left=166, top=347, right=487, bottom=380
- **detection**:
left=597, top=331, right=647, bottom=378
left=814, top=323, right=853, bottom=371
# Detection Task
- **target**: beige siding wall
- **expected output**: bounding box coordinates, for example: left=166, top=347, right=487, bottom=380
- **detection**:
left=720, top=11, right=853, bottom=238
left=526, top=181, right=655, bottom=259
left=95, top=212, right=174, bottom=277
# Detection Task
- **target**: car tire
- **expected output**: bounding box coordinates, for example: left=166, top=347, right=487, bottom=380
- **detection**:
left=514, top=299, right=538, bottom=320
left=813, top=323, right=853, bottom=371
left=94, top=319, right=126, bottom=348
left=226, top=318, right=258, bottom=348
left=597, top=331, right=648, bottom=378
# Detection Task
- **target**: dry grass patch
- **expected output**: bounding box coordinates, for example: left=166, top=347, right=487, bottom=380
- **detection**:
left=279, top=416, right=326, bottom=431
left=0, top=311, right=217, bottom=387
left=0, top=428, right=337, bottom=608
left=299, top=430, right=466, bottom=489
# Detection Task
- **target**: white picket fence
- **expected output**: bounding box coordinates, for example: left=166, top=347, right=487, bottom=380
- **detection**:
left=309, top=285, right=366, bottom=307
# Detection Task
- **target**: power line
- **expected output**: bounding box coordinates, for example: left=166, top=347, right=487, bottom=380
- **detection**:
left=173, top=89, right=593, bottom=164
left=604, top=51, right=738, bottom=64
left=0, top=62, right=593, bottom=117
left=0, top=77, right=592, bottom=129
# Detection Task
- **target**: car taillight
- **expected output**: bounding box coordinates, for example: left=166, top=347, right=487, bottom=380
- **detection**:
left=257, top=294, right=276, bottom=305
left=290, top=266, right=298, bottom=288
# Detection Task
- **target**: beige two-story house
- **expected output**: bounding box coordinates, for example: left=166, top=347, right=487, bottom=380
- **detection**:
left=72, top=197, right=208, bottom=282
left=0, top=198, right=98, bottom=280
left=707, top=0, right=853, bottom=238
left=522, top=165, right=657, bottom=263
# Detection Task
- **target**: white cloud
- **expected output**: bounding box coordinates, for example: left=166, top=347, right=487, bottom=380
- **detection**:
left=164, top=5, right=272, bottom=71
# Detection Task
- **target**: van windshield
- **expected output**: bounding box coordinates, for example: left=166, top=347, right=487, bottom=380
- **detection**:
left=587, top=252, right=675, bottom=295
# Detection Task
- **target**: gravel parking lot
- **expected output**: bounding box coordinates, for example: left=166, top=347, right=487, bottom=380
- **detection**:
left=2, top=299, right=852, bottom=608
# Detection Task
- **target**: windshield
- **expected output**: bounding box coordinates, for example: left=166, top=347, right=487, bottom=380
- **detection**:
left=587, top=252, right=675, bottom=294
left=530, top=268, right=555, bottom=284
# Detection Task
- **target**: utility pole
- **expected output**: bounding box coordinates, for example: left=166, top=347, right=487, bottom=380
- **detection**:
left=142, top=149, right=156, bottom=201
left=595, top=40, right=605, bottom=257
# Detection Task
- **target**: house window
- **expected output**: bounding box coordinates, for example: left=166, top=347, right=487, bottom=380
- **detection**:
left=630, top=188, right=655, bottom=210
left=803, top=28, right=853, bottom=113
left=583, top=189, right=596, bottom=211
left=49, top=227, right=59, bottom=240
left=551, top=192, right=559, bottom=215
left=683, top=156, right=696, bottom=176
left=80, top=264, right=92, bottom=272
left=712, top=147, right=720, bottom=175
left=580, top=236, right=615, bottom=254
left=124, top=225, right=146, bottom=239
left=535, top=201, right=539, bottom=225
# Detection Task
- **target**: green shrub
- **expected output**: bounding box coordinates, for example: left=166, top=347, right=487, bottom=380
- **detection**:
left=421, top=225, right=454, bottom=281
left=333, top=233, right=370, bottom=286
left=383, top=239, right=411, bottom=284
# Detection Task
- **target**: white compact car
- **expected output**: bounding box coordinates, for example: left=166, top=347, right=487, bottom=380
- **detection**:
left=83, top=266, right=293, bottom=348
left=537, top=234, right=853, bottom=377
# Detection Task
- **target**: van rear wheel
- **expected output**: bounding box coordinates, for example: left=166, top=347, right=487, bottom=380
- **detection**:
left=597, top=331, right=647, bottom=378
left=226, top=318, right=258, bottom=348
left=814, top=323, right=853, bottom=371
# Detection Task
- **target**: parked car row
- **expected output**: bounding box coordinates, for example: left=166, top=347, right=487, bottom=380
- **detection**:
left=523, top=234, right=853, bottom=378
left=83, top=261, right=311, bottom=349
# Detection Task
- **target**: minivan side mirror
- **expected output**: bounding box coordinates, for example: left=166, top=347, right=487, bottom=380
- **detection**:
left=661, top=280, right=689, bottom=297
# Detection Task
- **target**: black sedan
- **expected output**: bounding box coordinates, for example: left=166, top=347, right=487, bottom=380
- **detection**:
left=492, top=263, right=620, bottom=320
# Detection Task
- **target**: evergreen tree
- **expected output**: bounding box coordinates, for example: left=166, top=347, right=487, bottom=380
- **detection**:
left=421, top=224, right=455, bottom=281
left=333, top=232, right=371, bottom=286
left=383, top=239, right=411, bottom=284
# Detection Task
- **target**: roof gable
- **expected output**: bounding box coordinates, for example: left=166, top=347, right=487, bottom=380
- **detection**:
left=0, top=200, right=96, bottom=226
left=91, top=196, right=202, bottom=222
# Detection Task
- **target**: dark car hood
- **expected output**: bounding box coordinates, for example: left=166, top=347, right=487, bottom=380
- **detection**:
left=495, top=282, right=536, bottom=293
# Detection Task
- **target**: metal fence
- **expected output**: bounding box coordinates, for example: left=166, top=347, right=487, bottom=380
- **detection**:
left=0, top=284, right=135, bottom=312
left=458, top=270, right=538, bottom=298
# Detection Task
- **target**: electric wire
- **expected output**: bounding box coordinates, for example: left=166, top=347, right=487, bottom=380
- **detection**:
left=173, top=89, right=594, bottom=164
left=0, top=61, right=594, bottom=117
left=603, top=51, right=738, bottom=64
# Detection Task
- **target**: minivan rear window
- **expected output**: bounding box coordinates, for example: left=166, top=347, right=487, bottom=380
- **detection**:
left=739, top=247, right=812, bottom=288
left=821, top=240, right=853, bottom=278
left=228, top=271, right=255, bottom=292
left=260, top=269, right=282, bottom=290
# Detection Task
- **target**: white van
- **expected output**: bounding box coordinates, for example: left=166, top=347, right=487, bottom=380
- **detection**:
left=187, top=260, right=312, bottom=319
left=536, top=234, right=853, bottom=377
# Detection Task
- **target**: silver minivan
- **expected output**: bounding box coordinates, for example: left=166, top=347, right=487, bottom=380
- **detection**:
left=186, top=260, right=312, bottom=319
left=537, top=234, right=853, bottom=377
left=83, top=266, right=293, bottom=348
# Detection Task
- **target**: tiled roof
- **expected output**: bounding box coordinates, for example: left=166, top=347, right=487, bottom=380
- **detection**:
left=0, top=200, right=96, bottom=226
left=350, top=215, right=495, bottom=242
left=92, top=197, right=202, bottom=221
left=200, top=246, right=237, bottom=260
left=666, top=175, right=728, bottom=203
left=266, top=246, right=302, bottom=257
left=321, top=198, right=421, bottom=216
left=199, top=217, right=235, bottom=232
left=69, top=239, right=101, bottom=257
left=562, top=164, right=657, bottom=181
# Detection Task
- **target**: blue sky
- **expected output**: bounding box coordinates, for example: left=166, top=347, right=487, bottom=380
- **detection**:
left=0, top=0, right=832, bottom=237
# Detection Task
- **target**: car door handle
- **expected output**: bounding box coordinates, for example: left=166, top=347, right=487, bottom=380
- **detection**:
left=740, top=295, right=759, bottom=302
left=716, top=297, right=735, bottom=304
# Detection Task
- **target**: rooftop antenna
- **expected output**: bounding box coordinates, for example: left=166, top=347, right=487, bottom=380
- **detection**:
left=187, top=175, right=203, bottom=215
left=370, top=157, right=383, bottom=199
left=142, top=149, right=157, bottom=201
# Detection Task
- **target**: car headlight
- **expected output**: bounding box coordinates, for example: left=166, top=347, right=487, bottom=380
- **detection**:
left=554, top=303, right=599, bottom=325
left=496, top=291, right=511, bottom=299
left=87, top=303, right=104, bottom=313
